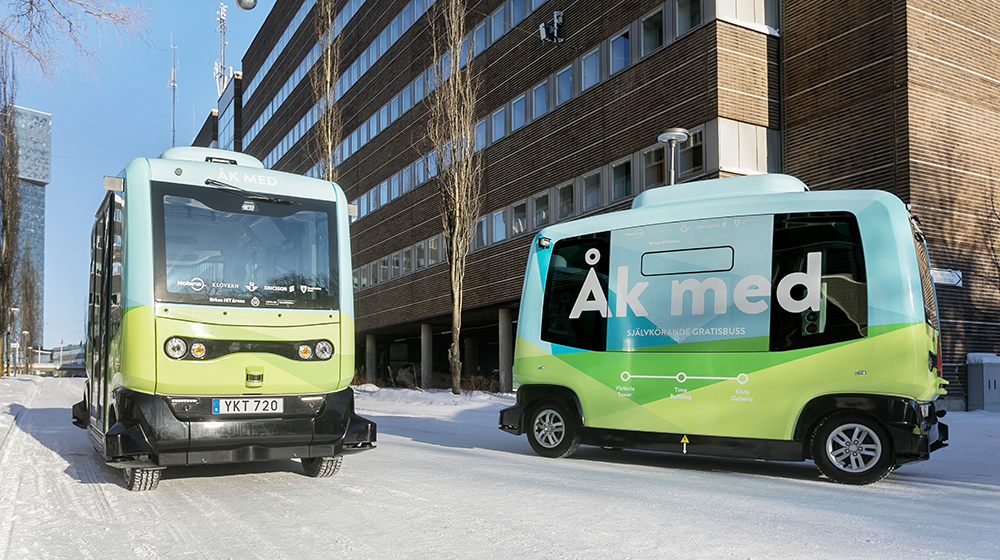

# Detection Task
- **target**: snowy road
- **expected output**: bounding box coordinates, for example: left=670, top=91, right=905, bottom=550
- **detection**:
left=1, top=376, right=998, bottom=559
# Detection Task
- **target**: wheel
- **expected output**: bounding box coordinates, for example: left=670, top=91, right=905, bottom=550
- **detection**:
left=123, top=467, right=162, bottom=491
left=810, top=411, right=894, bottom=485
left=302, top=456, right=343, bottom=477
left=526, top=399, right=580, bottom=458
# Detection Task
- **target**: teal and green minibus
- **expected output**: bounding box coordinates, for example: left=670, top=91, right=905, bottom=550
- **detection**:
left=500, top=174, right=948, bottom=484
left=72, top=147, right=374, bottom=491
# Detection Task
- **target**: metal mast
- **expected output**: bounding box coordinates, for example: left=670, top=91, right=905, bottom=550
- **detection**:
left=214, top=3, right=229, bottom=98
left=169, top=35, right=178, bottom=147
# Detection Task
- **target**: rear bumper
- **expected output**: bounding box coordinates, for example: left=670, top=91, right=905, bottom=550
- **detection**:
left=104, top=387, right=375, bottom=468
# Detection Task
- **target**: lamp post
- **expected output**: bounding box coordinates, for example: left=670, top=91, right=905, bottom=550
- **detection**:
left=5, top=307, right=19, bottom=376
left=21, top=331, right=29, bottom=376
left=657, top=128, right=690, bottom=185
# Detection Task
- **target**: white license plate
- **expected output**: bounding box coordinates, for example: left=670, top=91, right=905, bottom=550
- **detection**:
left=212, top=397, right=284, bottom=414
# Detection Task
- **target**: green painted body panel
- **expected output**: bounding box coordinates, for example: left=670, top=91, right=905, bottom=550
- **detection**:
left=515, top=323, right=937, bottom=440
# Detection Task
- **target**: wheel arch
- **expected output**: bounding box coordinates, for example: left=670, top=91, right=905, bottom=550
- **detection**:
left=794, top=394, right=917, bottom=458
left=518, top=384, right=585, bottom=425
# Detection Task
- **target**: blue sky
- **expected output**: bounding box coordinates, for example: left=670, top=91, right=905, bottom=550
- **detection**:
left=18, top=1, right=276, bottom=348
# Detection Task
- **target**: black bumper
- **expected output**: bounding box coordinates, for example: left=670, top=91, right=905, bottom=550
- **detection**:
left=104, top=387, right=375, bottom=467
left=499, top=404, right=525, bottom=435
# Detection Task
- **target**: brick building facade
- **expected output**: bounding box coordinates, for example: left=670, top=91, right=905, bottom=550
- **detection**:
left=233, top=0, right=998, bottom=407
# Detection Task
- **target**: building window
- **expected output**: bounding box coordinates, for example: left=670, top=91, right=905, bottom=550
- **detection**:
left=532, top=82, right=548, bottom=118
left=474, top=21, right=487, bottom=55
left=380, top=181, right=389, bottom=205
left=474, top=216, right=488, bottom=250
left=676, top=0, right=701, bottom=36
left=558, top=184, right=574, bottom=220
left=511, top=0, right=525, bottom=26
left=360, top=265, right=369, bottom=289
left=402, top=166, right=413, bottom=193
left=428, top=236, right=440, bottom=266
left=641, top=10, right=664, bottom=56
left=492, top=107, right=506, bottom=142
left=415, top=240, right=426, bottom=269
left=583, top=172, right=601, bottom=211
left=679, top=128, right=704, bottom=176
left=556, top=66, right=572, bottom=105
left=354, top=269, right=361, bottom=291
left=391, top=174, right=400, bottom=199
left=475, top=119, right=486, bottom=150
left=369, top=114, right=379, bottom=137
left=379, top=257, right=390, bottom=283
left=534, top=192, right=550, bottom=227
left=414, top=74, right=425, bottom=102
left=491, top=6, right=505, bottom=42
left=611, top=32, right=630, bottom=74
left=643, top=147, right=665, bottom=189
left=402, top=247, right=413, bottom=274
left=390, top=252, right=401, bottom=279
left=582, top=48, right=599, bottom=91
left=531, top=0, right=544, bottom=9
left=511, top=95, right=526, bottom=131
left=512, top=201, right=527, bottom=235
left=493, top=209, right=506, bottom=243
left=415, top=158, right=425, bottom=184
left=612, top=160, right=632, bottom=200
left=359, top=193, right=368, bottom=217
left=402, top=84, right=413, bottom=112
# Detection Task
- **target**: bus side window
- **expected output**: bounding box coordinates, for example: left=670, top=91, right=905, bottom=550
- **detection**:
left=541, top=233, right=610, bottom=351
left=770, top=213, right=867, bottom=352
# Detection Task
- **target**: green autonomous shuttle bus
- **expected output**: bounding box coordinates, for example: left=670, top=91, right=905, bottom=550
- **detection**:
left=500, top=174, right=948, bottom=484
left=72, top=147, right=374, bottom=490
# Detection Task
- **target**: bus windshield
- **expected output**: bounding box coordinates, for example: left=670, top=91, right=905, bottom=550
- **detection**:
left=152, top=181, right=339, bottom=310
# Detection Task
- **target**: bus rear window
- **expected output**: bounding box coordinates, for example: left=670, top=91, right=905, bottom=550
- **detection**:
left=770, top=213, right=867, bottom=352
left=911, top=220, right=939, bottom=329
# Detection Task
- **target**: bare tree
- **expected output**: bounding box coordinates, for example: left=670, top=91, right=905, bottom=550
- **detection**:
left=0, top=48, right=19, bottom=376
left=0, top=0, right=148, bottom=78
left=426, top=0, right=482, bottom=394
left=310, top=0, right=343, bottom=183
left=17, top=252, right=40, bottom=367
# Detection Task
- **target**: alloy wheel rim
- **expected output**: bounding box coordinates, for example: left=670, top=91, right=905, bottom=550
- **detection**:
left=826, top=423, right=882, bottom=473
left=533, top=409, right=565, bottom=448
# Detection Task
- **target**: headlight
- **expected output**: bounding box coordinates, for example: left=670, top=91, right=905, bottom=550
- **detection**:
left=190, top=342, right=207, bottom=359
left=165, top=337, right=187, bottom=359
left=315, top=340, right=333, bottom=360
left=298, top=344, right=313, bottom=360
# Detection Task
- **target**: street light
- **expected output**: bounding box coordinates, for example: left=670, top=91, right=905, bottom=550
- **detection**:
left=5, top=307, right=19, bottom=376
left=21, top=331, right=29, bottom=375
left=657, top=128, right=690, bottom=186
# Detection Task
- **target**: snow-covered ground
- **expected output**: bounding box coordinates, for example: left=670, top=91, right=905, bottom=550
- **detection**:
left=1, top=376, right=998, bottom=559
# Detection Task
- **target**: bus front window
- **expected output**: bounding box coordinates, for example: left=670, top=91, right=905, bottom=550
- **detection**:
left=153, top=182, right=338, bottom=310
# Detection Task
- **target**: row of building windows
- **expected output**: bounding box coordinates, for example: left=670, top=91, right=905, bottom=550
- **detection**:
left=255, top=0, right=444, bottom=161
left=266, top=0, right=549, bottom=170
left=352, top=129, right=705, bottom=292
left=244, top=0, right=370, bottom=148
left=353, top=234, right=443, bottom=291
left=348, top=0, right=704, bottom=223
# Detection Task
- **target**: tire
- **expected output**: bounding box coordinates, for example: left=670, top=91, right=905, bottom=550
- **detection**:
left=302, top=456, right=343, bottom=478
left=526, top=399, right=580, bottom=458
left=810, top=411, right=894, bottom=485
left=123, top=467, right=162, bottom=491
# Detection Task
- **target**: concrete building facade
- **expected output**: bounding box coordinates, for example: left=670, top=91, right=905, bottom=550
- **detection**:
left=230, top=0, right=998, bottom=407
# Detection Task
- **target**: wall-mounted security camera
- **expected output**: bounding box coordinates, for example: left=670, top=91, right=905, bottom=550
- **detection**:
left=235, top=0, right=257, bottom=10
